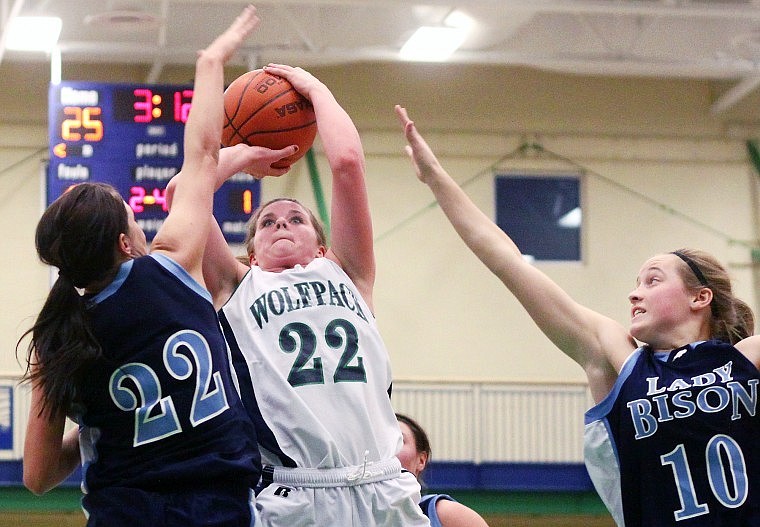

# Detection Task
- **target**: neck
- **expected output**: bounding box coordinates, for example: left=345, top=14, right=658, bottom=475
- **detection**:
left=84, top=258, right=130, bottom=294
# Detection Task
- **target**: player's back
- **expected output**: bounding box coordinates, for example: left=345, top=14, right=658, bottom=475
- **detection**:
left=78, top=254, right=260, bottom=493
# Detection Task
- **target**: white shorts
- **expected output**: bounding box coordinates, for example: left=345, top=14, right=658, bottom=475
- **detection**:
left=254, top=458, right=430, bottom=526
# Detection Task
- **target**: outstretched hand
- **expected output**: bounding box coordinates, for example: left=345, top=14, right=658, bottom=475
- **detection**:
left=165, top=143, right=296, bottom=209
left=394, top=104, right=443, bottom=185
left=202, top=4, right=260, bottom=63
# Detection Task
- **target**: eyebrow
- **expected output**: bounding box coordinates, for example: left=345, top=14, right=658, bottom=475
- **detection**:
left=635, top=265, right=664, bottom=285
left=260, top=209, right=305, bottom=219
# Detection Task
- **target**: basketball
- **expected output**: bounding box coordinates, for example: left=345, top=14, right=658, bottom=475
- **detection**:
left=222, top=70, right=317, bottom=169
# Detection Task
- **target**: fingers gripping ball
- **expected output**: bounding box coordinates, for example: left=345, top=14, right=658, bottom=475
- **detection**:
left=222, top=70, right=317, bottom=169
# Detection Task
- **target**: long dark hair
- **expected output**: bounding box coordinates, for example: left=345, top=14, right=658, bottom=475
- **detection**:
left=17, top=183, right=128, bottom=418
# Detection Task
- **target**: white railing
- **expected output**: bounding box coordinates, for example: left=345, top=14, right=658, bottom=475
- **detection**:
left=392, top=380, right=594, bottom=464
left=1, top=375, right=594, bottom=465
left=0, top=377, right=30, bottom=460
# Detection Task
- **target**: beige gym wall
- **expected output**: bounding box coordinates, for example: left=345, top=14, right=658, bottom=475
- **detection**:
left=1, top=61, right=758, bottom=383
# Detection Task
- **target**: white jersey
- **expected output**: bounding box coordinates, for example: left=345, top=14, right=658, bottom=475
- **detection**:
left=219, top=257, right=402, bottom=469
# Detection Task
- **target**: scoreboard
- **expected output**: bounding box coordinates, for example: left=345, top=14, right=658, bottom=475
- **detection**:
left=47, top=81, right=259, bottom=243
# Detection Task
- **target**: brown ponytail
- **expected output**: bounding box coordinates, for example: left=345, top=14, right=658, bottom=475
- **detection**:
left=671, top=248, right=754, bottom=344
left=17, top=183, right=128, bottom=418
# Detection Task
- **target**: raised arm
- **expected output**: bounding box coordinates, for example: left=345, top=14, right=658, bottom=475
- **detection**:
left=396, top=105, right=635, bottom=401
left=201, top=143, right=298, bottom=308
left=150, top=5, right=260, bottom=284
left=264, top=64, right=374, bottom=307
left=165, top=142, right=299, bottom=307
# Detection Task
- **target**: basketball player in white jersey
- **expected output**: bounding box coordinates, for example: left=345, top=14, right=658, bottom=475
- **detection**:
left=199, top=65, right=430, bottom=526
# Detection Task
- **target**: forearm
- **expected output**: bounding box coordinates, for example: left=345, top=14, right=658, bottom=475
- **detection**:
left=396, top=104, right=522, bottom=275
left=55, top=427, right=81, bottom=485
left=185, top=8, right=258, bottom=168
left=202, top=217, right=246, bottom=309
left=176, top=6, right=259, bottom=200
left=23, top=391, right=80, bottom=494
left=183, top=53, right=224, bottom=167
left=310, top=87, right=365, bottom=177
left=309, top=83, right=374, bottom=282
left=32, top=427, right=79, bottom=494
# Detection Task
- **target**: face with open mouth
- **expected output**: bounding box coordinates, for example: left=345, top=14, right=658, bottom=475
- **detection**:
left=628, top=253, right=699, bottom=349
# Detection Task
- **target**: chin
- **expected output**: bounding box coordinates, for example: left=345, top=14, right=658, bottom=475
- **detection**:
left=629, top=326, right=647, bottom=346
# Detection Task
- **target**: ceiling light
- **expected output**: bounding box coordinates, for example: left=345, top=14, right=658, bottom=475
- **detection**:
left=5, top=16, right=62, bottom=52
left=444, top=10, right=474, bottom=31
left=400, top=26, right=468, bottom=62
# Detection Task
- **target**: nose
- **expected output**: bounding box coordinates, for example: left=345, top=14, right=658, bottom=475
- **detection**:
left=275, top=217, right=287, bottom=229
left=628, top=286, right=642, bottom=304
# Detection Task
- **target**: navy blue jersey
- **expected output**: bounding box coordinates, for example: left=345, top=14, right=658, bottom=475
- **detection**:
left=585, top=341, right=760, bottom=526
left=78, top=254, right=260, bottom=493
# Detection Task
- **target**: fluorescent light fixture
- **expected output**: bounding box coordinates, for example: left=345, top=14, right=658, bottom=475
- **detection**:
left=400, top=26, right=468, bottom=62
left=5, top=16, right=63, bottom=52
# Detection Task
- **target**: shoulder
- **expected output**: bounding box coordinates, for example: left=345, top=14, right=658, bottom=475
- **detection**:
left=420, top=493, right=454, bottom=509
left=312, top=256, right=342, bottom=272
left=305, top=257, right=354, bottom=283
left=434, top=497, right=489, bottom=527
left=734, top=335, right=760, bottom=370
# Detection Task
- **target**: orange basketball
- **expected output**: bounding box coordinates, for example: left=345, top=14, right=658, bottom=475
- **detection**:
left=222, top=70, right=317, bottom=169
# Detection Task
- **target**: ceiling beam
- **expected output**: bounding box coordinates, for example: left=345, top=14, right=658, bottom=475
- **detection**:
left=711, top=74, right=760, bottom=114
left=41, top=41, right=753, bottom=80
left=146, top=0, right=170, bottom=83
left=166, top=0, right=760, bottom=20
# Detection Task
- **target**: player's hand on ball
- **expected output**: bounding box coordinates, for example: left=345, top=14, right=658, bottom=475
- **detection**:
left=263, top=64, right=323, bottom=101
left=222, top=69, right=316, bottom=168
left=219, top=144, right=298, bottom=179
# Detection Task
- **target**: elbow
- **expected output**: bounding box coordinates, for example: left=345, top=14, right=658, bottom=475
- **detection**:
left=23, top=473, right=51, bottom=495
left=23, top=460, right=61, bottom=495
left=331, top=147, right=365, bottom=178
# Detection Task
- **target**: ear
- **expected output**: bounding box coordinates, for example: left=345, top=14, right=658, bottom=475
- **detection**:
left=118, top=233, right=132, bottom=257
left=691, top=287, right=713, bottom=312
left=316, top=245, right=327, bottom=257
left=417, top=451, right=428, bottom=474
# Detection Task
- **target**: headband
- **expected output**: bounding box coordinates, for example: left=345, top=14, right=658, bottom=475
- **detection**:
left=671, top=251, right=708, bottom=287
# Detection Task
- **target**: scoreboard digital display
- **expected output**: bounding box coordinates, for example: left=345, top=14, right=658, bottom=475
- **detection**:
left=47, top=81, right=259, bottom=243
